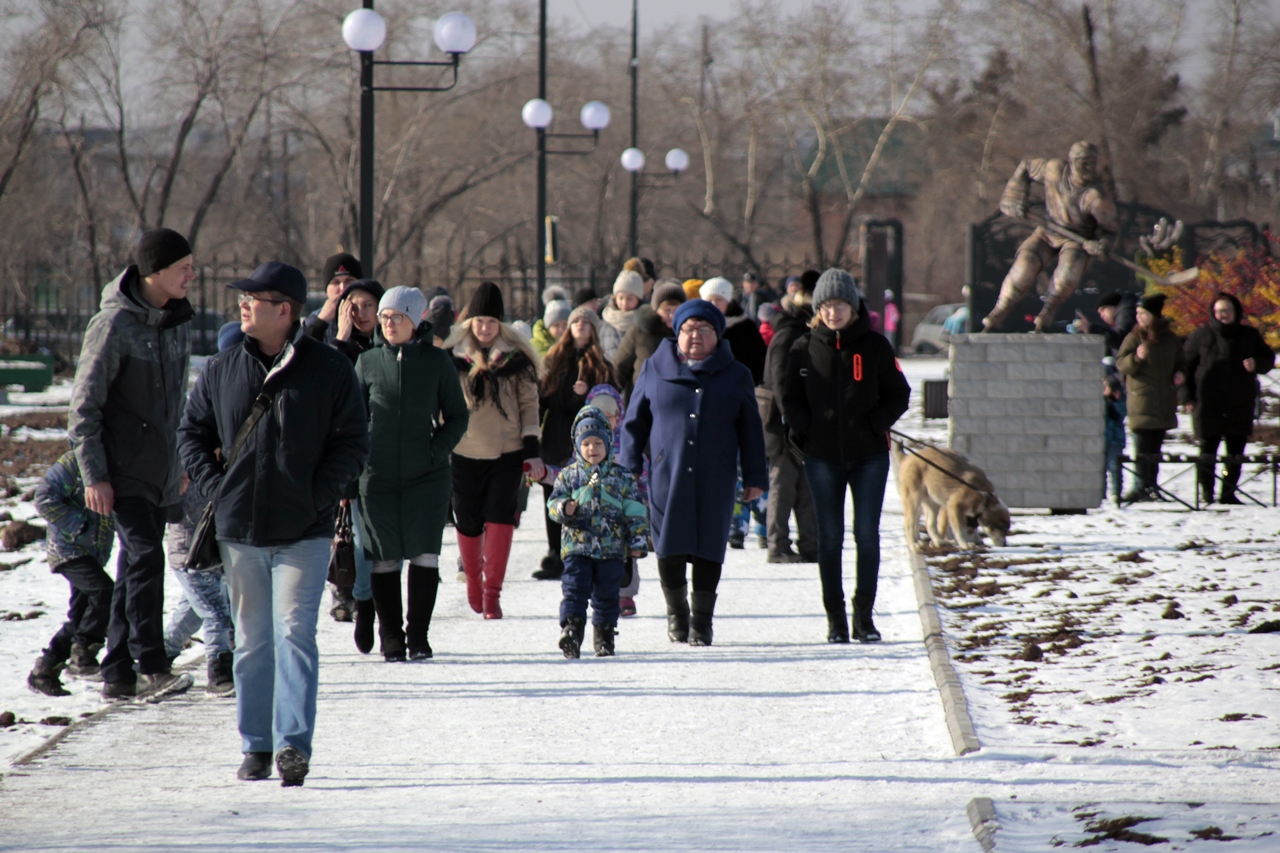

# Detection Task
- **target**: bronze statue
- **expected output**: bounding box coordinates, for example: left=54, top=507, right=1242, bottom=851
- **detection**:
left=982, top=141, right=1118, bottom=332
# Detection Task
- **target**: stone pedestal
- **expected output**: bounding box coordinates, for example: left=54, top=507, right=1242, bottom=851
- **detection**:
left=947, top=334, right=1106, bottom=509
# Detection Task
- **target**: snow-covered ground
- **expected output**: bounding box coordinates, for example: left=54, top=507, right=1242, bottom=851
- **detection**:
left=0, top=358, right=1277, bottom=851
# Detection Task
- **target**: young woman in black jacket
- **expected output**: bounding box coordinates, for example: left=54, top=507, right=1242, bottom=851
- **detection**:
left=781, top=270, right=910, bottom=643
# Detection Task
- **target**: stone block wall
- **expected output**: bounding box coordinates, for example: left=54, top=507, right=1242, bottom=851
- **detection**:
left=948, top=334, right=1106, bottom=509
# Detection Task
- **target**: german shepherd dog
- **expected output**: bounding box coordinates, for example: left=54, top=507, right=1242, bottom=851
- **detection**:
left=892, top=440, right=1010, bottom=551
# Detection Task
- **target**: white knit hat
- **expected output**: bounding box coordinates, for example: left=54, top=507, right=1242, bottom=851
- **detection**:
left=613, top=269, right=644, bottom=298
left=699, top=276, right=734, bottom=304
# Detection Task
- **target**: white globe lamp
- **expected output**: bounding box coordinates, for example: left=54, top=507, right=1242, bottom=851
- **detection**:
left=434, top=12, right=477, bottom=55
left=579, top=101, right=611, bottom=131
left=343, top=8, right=387, bottom=52
left=620, top=147, right=646, bottom=172
left=522, top=98, right=553, bottom=129
left=665, top=148, right=690, bottom=174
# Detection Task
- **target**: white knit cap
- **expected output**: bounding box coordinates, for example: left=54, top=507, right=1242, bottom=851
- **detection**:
left=378, top=286, right=427, bottom=323
left=613, top=269, right=644, bottom=298
left=699, top=276, right=735, bottom=304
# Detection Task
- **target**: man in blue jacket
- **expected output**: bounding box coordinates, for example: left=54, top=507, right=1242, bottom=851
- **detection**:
left=178, top=262, right=368, bottom=787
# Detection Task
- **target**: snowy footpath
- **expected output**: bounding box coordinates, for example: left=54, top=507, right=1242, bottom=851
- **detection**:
left=0, top=362, right=1277, bottom=851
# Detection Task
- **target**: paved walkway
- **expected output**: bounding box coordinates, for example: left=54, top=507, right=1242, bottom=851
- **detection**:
left=1, top=486, right=1274, bottom=851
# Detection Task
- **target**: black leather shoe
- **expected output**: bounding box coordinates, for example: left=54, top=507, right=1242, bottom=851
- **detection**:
left=237, top=752, right=272, bottom=781
left=276, top=746, right=309, bottom=787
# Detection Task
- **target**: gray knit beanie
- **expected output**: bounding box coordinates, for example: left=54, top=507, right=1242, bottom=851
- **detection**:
left=379, top=286, right=427, bottom=324
left=543, top=299, right=571, bottom=326
left=812, top=268, right=861, bottom=310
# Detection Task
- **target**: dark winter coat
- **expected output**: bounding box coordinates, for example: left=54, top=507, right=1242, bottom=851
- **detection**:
left=355, top=325, right=469, bottom=560
left=1180, top=296, right=1276, bottom=437
left=1116, top=318, right=1183, bottom=431
left=35, top=451, right=116, bottom=572
left=178, top=327, right=369, bottom=546
left=722, top=301, right=768, bottom=385
left=539, top=345, right=614, bottom=465
left=760, top=304, right=813, bottom=461
left=781, top=304, right=911, bottom=464
left=68, top=266, right=193, bottom=506
left=621, top=338, right=768, bottom=563
left=613, top=305, right=672, bottom=394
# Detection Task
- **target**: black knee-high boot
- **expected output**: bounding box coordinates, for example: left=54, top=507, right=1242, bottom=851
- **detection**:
left=369, top=571, right=406, bottom=662
left=689, top=591, right=717, bottom=647
left=406, top=565, right=439, bottom=660
left=661, top=584, right=690, bottom=643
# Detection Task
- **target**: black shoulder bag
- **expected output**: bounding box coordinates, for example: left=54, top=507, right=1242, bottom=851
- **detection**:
left=183, top=392, right=274, bottom=569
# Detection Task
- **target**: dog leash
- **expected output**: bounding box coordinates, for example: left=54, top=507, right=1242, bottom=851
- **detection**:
left=889, top=427, right=995, bottom=500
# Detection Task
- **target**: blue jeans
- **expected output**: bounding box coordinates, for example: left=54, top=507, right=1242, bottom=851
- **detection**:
left=560, top=555, right=625, bottom=627
left=804, top=452, right=891, bottom=614
left=163, top=568, right=233, bottom=658
left=1104, top=444, right=1124, bottom=500
left=220, top=538, right=330, bottom=758
left=350, top=499, right=373, bottom=601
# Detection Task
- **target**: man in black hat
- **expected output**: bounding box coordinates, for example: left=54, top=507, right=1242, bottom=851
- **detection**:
left=303, top=252, right=363, bottom=344
left=179, top=261, right=368, bottom=787
left=69, top=227, right=198, bottom=702
left=1072, top=290, right=1138, bottom=356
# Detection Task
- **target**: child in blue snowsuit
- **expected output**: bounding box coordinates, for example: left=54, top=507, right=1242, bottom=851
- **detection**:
left=1103, top=372, right=1127, bottom=504
left=547, top=406, right=648, bottom=658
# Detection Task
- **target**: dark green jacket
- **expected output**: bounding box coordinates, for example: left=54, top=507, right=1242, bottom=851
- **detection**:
left=1116, top=319, right=1183, bottom=431
left=356, top=328, right=469, bottom=560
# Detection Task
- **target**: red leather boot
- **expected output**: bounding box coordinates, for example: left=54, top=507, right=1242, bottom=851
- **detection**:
left=457, top=532, right=485, bottom=614
left=481, top=523, right=514, bottom=619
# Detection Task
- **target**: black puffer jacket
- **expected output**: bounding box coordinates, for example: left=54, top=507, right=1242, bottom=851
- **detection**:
left=722, top=301, right=767, bottom=385
left=1084, top=292, right=1138, bottom=356
left=761, top=304, right=813, bottom=460
left=178, top=328, right=369, bottom=546
left=781, top=304, right=911, bottom=463
left=1181, top=294, right=1276, bottom=437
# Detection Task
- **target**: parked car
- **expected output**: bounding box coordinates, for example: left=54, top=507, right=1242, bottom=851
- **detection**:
left=910, top=303, right=966, bottom=354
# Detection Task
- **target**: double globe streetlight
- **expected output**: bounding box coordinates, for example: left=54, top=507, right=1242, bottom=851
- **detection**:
left=619, top=146, right=690, bottom=258
left=342, top=4, right=477, bottom=273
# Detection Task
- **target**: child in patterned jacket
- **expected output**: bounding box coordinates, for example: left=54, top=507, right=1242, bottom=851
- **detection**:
left=546, top=406, right=648, bottom=658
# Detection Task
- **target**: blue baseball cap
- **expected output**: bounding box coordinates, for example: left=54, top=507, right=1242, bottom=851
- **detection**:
left=228, top=261, right=307, bottom=303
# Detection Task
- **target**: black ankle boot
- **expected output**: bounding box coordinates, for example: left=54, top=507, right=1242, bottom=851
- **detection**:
left=689, top=591, right=717, bottom=646
left=559, top=616, right=586, bottom=659
left=369, top=571, right=406, bottom=662
left=826, top=608, right=850, bottom=643
left=661, top=584, right=690, bottom=643
left=593, top=623, right=616, bottom=657
left=852, top=599, right=881, bottom=643
left=406, top=565, right=439, bottom=660
left=353, top=597, right=375, bottom=654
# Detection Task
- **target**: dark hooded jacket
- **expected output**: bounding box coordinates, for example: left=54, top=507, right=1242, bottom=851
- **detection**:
left=761, top=303, right=813, bottom=460
left=1084, top=292, right=1139, bottom=356
left=1180, top=294, right=1276, bottom=436
left=614, top=305, right=672, bottom=395
left=781, top=302, right=911, bottom=463
left=721, top=300, right=767, bottom=385
left=68, top=266, right=193, bottom=506
left=1116, top=316, right=1183, bottom=431
left=356, top=322, right=470, bottom=560
left=178, top=327, right=369, bottom=546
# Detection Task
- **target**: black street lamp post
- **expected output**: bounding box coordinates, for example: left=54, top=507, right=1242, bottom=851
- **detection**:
left=343, top=3, right=477, bottom=275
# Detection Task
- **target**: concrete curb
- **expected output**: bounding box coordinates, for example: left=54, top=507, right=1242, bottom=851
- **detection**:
left=9, top=655, right=206, bottom=769
left=966, top=797, right=1000, bottom=851
left=911, top=550, right=981, bottom=756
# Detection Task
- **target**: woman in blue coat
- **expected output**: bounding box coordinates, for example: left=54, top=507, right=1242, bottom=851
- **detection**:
left=621, top=299, right=768, bottom=646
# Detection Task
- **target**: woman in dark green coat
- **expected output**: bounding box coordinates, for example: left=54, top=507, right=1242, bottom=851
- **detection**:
left=356, top=286, right=470, bottom=661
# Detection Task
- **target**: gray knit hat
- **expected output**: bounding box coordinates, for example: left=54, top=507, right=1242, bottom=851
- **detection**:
left=543, top=299, right=571, bottom=326
left=567, top=305, right=602, bottom=335
left=812, top=268, right=861, bottom=310
left=379, top=285, right=427, bottom=324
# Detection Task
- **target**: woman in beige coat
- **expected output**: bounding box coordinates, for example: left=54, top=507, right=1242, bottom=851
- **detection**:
left=1116, top=294, right=1183, bottom=503
left=445, top=282, right=544, bottom=618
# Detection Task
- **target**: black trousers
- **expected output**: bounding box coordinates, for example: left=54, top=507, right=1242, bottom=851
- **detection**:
left=657, top=555, right=722, bottom=593
left=43, top=556, right=114, bottom=663
left=100, top=496, right=170, bottom=684
left=1198, top=434, right=1248, bottom=499
left=1131, top=429, right=1166, bottom=490
left=541, top=482, right=562, bottom=556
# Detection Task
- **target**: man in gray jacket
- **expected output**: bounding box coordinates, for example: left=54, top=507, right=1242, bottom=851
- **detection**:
left=69, top=228, right=197, bottom=701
